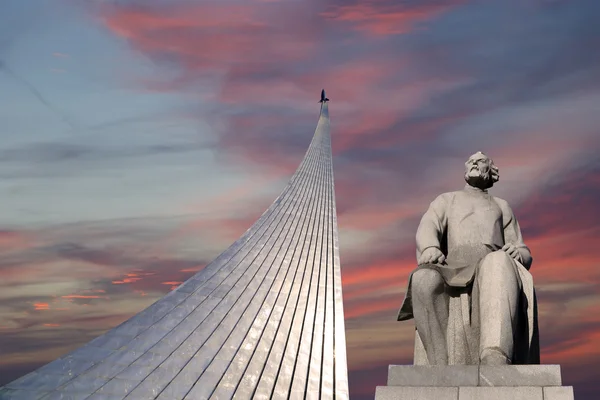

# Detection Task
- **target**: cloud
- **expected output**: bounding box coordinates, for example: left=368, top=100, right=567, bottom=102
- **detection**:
left=0, top=230, right=32, bottom=252
left=0, top=207, right=273, bottom=334
left=0, top=141, right=213, bottom=166
left=321, top=0, right=464, bottom=36
left=57, top=0, right=597, bottom=198
left=98, top=1, right=324, bottom=84
left=401, top=0, right=600, bottom=112
left=333, top=138, right=600, bottom=398
left=348, top=364, right=388, bottom=400
left=517, top=164, right=600, bottom=238
left=0, top=61, right=78, bottom=131
left=90, top=0, right=472, bottom=173
left=33, top=303, right=49, bottom=311
left=2, top=0, right=600, bottom=397
left=511, top=163, right=600, bottom=284
left=0, top=214, right=228, bottom=380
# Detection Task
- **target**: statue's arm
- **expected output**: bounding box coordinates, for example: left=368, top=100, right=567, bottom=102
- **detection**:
left=416, top=193, right=449, bottom=259
left=499, top=200, right=533, bottom=269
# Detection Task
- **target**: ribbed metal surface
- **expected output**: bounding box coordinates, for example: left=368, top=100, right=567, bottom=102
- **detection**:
left=0, top=103, right=349, bottom=400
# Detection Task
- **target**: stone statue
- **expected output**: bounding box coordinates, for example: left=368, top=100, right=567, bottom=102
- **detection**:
left=397, top=151, right=540, bottom=366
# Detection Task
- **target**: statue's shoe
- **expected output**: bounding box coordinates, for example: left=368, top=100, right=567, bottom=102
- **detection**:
left=480, top=348, right=510, bottom=365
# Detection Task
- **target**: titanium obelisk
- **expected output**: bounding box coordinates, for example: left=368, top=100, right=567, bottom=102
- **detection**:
left=0, top=101, right=349, bottom=400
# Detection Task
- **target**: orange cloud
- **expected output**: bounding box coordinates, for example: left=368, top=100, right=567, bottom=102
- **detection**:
left=163, top=281, right=183, bottom=291
left=111, top=277, right=142, bottom=284
left=42, top=324, right=60, bottom=327
left=180, top=267, right=204, bottom=273
left=111, top=270, right=156, bottom=285
left=33, top=303, right=49, bottom=311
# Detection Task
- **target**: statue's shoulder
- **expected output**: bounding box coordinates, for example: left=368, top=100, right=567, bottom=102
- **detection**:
left=432, top=191, right=458, bottom=204
left=491, top=196, right=513, bottom=213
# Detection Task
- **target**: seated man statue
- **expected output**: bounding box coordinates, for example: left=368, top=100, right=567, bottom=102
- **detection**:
left=397, top=151, right=540, bottom=365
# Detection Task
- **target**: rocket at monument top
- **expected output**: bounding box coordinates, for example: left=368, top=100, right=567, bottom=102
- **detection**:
left=319, top=88, right=330, bottom=103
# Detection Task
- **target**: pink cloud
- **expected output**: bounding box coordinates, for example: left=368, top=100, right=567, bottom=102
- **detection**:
left=98, top=1, right=321, bottom=86
left=321, top=1, right=465, bottom=36
left=339, top=203, right=420, bottom=230
left=344, top=297, right=398, bottom=320
left=0, top=230, right=33, bottom=252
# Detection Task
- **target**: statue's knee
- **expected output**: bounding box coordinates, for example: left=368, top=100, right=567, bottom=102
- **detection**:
left=482, top=250, right=512, bottom=265
left=480, top=250, right=516, bottom=276
left=412, top=269, right=444, bottom=297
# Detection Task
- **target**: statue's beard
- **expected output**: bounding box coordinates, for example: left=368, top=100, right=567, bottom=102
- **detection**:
left=465, top=170, right=493, bottom=190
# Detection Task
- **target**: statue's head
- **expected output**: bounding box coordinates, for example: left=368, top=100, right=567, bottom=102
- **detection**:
left=464, top=151, right=499, bottom=190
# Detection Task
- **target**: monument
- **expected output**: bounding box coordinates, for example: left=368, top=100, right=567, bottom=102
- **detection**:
left=0, top=100, right=349, bottom=399
left=375, top=152, right=574, bottom=399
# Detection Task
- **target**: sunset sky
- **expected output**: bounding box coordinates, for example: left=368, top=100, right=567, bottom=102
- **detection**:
left=1, top=0, right=599, bottom=398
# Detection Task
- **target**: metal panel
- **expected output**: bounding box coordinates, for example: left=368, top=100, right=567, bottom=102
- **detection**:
left=236, top=146, right=325, bottom=400
left=288, top=145, right=326, bottom=395
left=1, top=103, right=349, bottom=400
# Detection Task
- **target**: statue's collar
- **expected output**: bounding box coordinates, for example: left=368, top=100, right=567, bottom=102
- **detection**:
left=464, top=184, right=488, bottom=194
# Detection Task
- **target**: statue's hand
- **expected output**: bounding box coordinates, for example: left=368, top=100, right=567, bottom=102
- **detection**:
left=418, top=247, right=446, bottom=265
left=502, top=243, right=522, bottom=263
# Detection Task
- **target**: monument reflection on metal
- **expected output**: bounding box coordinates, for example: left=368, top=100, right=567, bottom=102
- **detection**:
left=0, top=101, right=349, bottom=400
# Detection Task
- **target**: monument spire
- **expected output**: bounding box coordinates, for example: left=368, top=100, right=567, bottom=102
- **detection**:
left=0, top=102, right=349, bottom=399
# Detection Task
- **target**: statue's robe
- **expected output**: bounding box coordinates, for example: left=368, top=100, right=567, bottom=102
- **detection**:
left=397, top=185, right=540, bottom=365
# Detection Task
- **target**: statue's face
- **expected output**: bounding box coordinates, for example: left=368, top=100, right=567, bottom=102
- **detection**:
left=465, top=153, right=491, bottom=179
left=464, top=152, right=494, bottom=189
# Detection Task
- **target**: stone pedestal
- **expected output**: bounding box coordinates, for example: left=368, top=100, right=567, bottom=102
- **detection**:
left=375, top=365, right=574, bottom=400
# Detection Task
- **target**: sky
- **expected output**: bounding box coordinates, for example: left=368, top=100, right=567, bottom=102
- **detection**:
left=0, top=0, right=599, bottom=398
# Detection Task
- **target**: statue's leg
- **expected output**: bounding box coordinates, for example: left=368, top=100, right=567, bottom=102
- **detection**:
left=411, top=268, right=449, bottom=365
left=477, top=250, right=521, bottom=365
